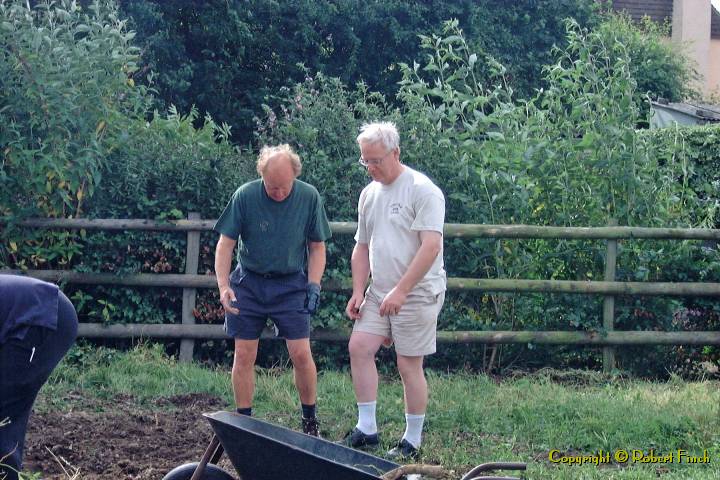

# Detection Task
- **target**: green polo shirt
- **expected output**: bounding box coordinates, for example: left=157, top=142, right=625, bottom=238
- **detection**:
left=214, top=179, right=332, bottom=274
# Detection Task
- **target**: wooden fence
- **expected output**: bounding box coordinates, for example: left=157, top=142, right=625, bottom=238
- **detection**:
left=3, top=215, right=720, bottom=372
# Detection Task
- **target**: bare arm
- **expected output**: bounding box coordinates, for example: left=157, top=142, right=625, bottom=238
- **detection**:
left=307, top=241, right=326, bottom=285
left=351, top=242, right=370, bottom=296
left=215, top=234, right=239, bottom=314
left=345, top=242, right=370, bottom=320
left=380, top=230, right=442, bottom=316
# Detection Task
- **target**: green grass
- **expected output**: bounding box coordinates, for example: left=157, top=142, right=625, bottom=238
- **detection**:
left=39, top=344, right=720, bottom=479
left=43, top=343, right=235, bottom=407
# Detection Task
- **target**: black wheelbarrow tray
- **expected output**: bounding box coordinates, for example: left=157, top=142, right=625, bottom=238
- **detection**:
left=162, top=411, right=527, bottom=480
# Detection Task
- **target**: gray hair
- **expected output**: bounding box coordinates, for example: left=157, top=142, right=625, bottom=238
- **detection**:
left=356, top=122, right=400, bottom=151
left=256, top=144, right=302, bottom=177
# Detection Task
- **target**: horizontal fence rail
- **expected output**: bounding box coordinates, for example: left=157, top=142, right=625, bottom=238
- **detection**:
left=3, top=216, right=720, bottom=369
left=7, top=217, right=720, bottom=239
left=76, top=323, right=720, bottom=346
left=5, top=269, right=720, bottom=297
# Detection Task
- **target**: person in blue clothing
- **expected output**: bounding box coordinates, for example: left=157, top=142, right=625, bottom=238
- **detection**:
left=214, top=144, right=332, bottom=437
left=0, top=275, right=78, bottom=480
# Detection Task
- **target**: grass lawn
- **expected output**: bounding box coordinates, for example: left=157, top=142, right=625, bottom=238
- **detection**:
left=35, top=344, right=720, bottom=479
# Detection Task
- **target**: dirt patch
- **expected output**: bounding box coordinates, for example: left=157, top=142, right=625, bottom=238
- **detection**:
left=23, top=392, right=234, bottom=479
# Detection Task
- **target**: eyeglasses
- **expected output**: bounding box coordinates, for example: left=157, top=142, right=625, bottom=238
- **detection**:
left=358, top=149, right=394, bottom=168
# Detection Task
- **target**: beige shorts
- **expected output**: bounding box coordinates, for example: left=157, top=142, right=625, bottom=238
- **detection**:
left=353, top=289, right=445, bottom=356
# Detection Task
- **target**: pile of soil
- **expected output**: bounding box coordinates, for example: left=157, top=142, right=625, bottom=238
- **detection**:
left=23, top=392, right=234, bottom=479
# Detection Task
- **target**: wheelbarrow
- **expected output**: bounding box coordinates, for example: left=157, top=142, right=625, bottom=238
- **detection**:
left=162, top=411, right=527, bottom=480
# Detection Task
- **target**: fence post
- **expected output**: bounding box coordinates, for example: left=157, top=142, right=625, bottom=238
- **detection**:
left=180, top=212, right=201, bottom=362
left=603, top=218, right=618, bottom=373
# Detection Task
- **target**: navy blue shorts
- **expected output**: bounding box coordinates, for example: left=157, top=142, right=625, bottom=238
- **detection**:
left=224, top=266, right=310, bottom=340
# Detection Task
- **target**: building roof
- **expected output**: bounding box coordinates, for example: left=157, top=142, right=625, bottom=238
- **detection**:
left=609, top=0, right=720, bottom=38
left=650, top=101, right=720, bottom=128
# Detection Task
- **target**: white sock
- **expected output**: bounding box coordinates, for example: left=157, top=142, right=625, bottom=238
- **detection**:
left=356, top=401, right=377, bottom=434
left=402, top=413, right=425, bottom=448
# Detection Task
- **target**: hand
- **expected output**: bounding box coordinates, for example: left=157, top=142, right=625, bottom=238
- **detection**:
left=379, top=286, right=407, bottom=316
left=299, top=282, right=321, bottom=315
left=219, top=286, right=239, bottom=315
left=345, top=293, right=364, bottom=321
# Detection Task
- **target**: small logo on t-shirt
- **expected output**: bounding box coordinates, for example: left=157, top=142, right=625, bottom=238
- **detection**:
left=389, top=202, right=402, bottom=215
left=260, top=220, right=270, bottom=232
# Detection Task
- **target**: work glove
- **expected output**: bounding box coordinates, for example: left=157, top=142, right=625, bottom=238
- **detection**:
left=300, top=282, right=321, bottom=315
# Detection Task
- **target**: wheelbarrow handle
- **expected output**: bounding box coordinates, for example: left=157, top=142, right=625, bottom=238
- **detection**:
left=460, top=462, right=527, bottom=480
left=464, top=477, right=522, bottom=480
left=190, top=435, right=224, bottom=480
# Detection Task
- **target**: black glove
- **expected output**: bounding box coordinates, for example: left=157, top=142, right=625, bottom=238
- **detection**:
left=300, top=282, right=321, bottom=315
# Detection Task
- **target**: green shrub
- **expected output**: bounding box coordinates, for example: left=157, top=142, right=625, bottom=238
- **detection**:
left=0, top=0, right=150, bottom=268
left=64, top=108, right=244, bottom=328
left=595, top=14, right=696, bottom=105
left=88, top=106, right=244, bottom=219
left=0, top=3, right=247, bottom=340
left=641, top=124, right=720, bottom=229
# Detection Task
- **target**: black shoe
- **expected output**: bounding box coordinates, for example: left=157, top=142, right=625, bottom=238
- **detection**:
left=302, top=417, right=320, bottom=437
left=387, top=439, right=419, bottom=461
left=341, top=427, right=380, bottom=449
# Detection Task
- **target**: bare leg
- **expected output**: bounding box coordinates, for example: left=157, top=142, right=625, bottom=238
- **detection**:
left=396, top=354, right=427, bottom=414
left=232, top=339, right=259, bottom=408
left=286, top=338, right=317, bottom=405
left=348, top=332, right=386, bottom=402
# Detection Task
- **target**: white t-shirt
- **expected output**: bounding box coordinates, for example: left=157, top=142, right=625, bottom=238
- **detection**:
left=354, top=166, right=447, bottom=297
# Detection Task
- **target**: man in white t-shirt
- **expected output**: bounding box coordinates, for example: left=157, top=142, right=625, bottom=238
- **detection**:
left=343, top=121, right=446, bottom=461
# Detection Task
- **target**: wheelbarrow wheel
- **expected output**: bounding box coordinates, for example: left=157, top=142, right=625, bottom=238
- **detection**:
left=162, top=462, right=235, bottom=480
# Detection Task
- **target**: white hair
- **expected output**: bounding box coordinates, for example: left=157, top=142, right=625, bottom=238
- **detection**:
left=356, top=121, right=400, bottom=151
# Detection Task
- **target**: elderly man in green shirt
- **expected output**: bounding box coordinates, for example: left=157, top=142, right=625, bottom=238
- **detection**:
left=214, top=144, right=332, bottom=436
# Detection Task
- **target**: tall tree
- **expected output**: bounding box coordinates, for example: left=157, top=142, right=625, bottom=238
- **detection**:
left=120, top=0, right=599, bottom=143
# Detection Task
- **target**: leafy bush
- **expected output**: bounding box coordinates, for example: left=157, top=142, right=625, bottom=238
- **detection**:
left=0, top=2, right=247, bottom=340
left=641, top=124, right=720, bottom=229
left=64, top=107, right=245, bottom=328
left=0, top=0, right=147, bottom=220
left=87, top=106, right=244, bottom=219
left=595, top=14, right=697, bottom=105
left=670, top=304, right=720, bottom=380
left=0, top=0, right=150, bottom=268
left=395, top=18, right=688, bottom=279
